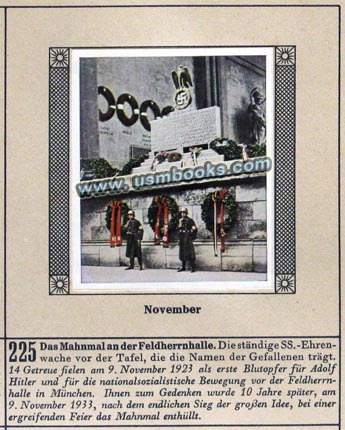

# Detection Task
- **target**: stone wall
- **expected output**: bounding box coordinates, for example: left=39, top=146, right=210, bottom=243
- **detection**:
left=80, top=175, right=267, bottom=272
left=96, top=57, right=196, bottom=169
left=218, top=56, right=266, bottom=143
left=80, top=58, right=99, bottom=159
left=79, top=55, right=266, bottom=170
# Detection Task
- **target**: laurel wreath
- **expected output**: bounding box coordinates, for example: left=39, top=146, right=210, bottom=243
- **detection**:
left=148, top=196, right=179, bottom=233
left=105, top=200, right=130, bottom=231
left=201, top=190, right=238, bottom=233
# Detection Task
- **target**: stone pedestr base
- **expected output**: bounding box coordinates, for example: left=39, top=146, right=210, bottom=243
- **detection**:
left=81, top=240, right=267, bottom=273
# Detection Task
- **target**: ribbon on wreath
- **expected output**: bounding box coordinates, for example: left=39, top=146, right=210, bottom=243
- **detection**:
left=212, top=193, right=218, bottom=257
left=109, top=201, right=123, bottom=247
left=162, top=197, right=169, bottom=248
left=218, top=189, right=228, bottom=253
left=211, top=189, right=228, bottom=256
left=154, top=197, right=163, bottom=245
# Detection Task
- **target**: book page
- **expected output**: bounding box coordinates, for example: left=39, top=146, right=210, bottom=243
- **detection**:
left=0, top=1, right=343, bottom=429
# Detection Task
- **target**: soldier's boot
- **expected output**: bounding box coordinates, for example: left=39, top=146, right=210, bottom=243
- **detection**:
left=125, top=258, right=134, bottom=270
left=138, top=256, right=143, bottom=271
left=177, top=263, right=186, bottom=272
left=191, top=262, right=196, bottom=273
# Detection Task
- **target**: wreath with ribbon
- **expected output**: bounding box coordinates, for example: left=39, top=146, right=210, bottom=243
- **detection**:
left=148, top=196, right=179, bottom=247
left=105, top=200, right=130, bottom=247
left=201, top=189, right=238, bottom=255
left=167, top=152, right=182, bottom=162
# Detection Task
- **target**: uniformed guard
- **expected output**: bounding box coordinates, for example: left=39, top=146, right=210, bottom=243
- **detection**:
left=177, top=207, right=197, bottom=273
left=123, top=210, right=144, bottom=270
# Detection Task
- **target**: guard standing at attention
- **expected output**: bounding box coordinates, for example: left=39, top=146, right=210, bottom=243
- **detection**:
left=123, top=210, right=144, bottom=270
left=177, top=207, right=197, bottom=273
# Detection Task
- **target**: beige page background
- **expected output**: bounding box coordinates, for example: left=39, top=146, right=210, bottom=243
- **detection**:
left=0, top=2, right=340, bottom=341
left=0, top=1, right=343, bottom=428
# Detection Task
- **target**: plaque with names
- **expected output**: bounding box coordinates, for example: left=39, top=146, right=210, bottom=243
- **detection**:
left=151, top=106, right=221, bottom=152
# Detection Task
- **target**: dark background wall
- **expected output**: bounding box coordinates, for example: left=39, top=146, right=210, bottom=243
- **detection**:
left=96, top=56, right=195, bottom=169
left=80, top=58, right=99, bottom=159
left=218, top=56, right=266, bottom=142
left=79, top=55, right=266, bottom=168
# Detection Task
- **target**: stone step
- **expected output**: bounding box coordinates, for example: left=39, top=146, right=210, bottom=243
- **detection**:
left=132, top=158, right=225, bottom=174
left=132, top=160, right=183, bottom=174
left=198, top=148, right=221, bottom=156
left=131, top=148, right=224, bottom=174
left=141, top=159, right=156, bottom=167
left=182, top=154, right=224, bottom=165
left=140, top=157, right=182, bottom=168
left=181, top=148, right=222, bottom=158
left=198, top=154, right=224, bottom=162
left=131, top=166, right=152, bottom=174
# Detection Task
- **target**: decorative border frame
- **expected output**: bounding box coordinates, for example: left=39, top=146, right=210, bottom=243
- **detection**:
left=274, top=46, right=296, bottom=293
left=48, top=46, right=296, bottom=295
left=49, top=48, right=70, bottom=295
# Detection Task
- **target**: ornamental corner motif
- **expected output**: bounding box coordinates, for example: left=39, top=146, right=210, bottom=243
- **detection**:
left=50, top=48, right=69, bottom=68
left=50, top=275, right=70, bottom=295
left=275, top=46, right=295, bottom=66
left=275, top=274, right=295, bottom=294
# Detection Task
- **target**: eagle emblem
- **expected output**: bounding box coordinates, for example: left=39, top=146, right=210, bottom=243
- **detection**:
left=171, top=65, right=193, bottom=110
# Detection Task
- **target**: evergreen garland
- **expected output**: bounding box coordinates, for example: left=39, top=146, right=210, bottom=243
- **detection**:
left=148, top=196, right=180, bottom=233
left=81, top=154, right=149, bottom=180
left=120, top=154, right=149, bottom=176
left=210, top=138, right=242, bottom=161
left=210, top=138, right=266, bottom=160
left=81, top=158, right=120, bottom=180
left=81, top=140, right=266, bottom=182
left=247, top=144, right=266, bottom=158
left=201, top=190, right=238, bottom=233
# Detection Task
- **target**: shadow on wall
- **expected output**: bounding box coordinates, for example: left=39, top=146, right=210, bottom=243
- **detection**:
left=231, top=96, right=253, bottom=144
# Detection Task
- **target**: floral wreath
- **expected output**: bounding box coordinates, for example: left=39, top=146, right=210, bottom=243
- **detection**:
left=201, top=189, right=238, bottom=234
left=148, top=195, right=179, bottom=246
left=151, top=151, right=182, bottom=170
left=105, top=200, right=130, bottom=247
left=105, top=201, right=130, bottom=230
left=201, top=189, right=238, bottom=255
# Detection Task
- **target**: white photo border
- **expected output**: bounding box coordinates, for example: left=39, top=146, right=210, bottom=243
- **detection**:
left=49, top=46, right=295, bottom=295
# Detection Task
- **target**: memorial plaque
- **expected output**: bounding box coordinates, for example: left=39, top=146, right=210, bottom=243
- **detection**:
left=151, top=106, right=221, bottom=152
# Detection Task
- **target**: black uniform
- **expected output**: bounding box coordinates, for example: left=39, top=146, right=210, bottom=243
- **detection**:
left=123, top=218, right=143, bottom=269
left=178, top=216, right=197, bottom=272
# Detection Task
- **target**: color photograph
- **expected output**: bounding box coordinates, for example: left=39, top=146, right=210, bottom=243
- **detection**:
left=69, top=47, right=276, bottom=292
